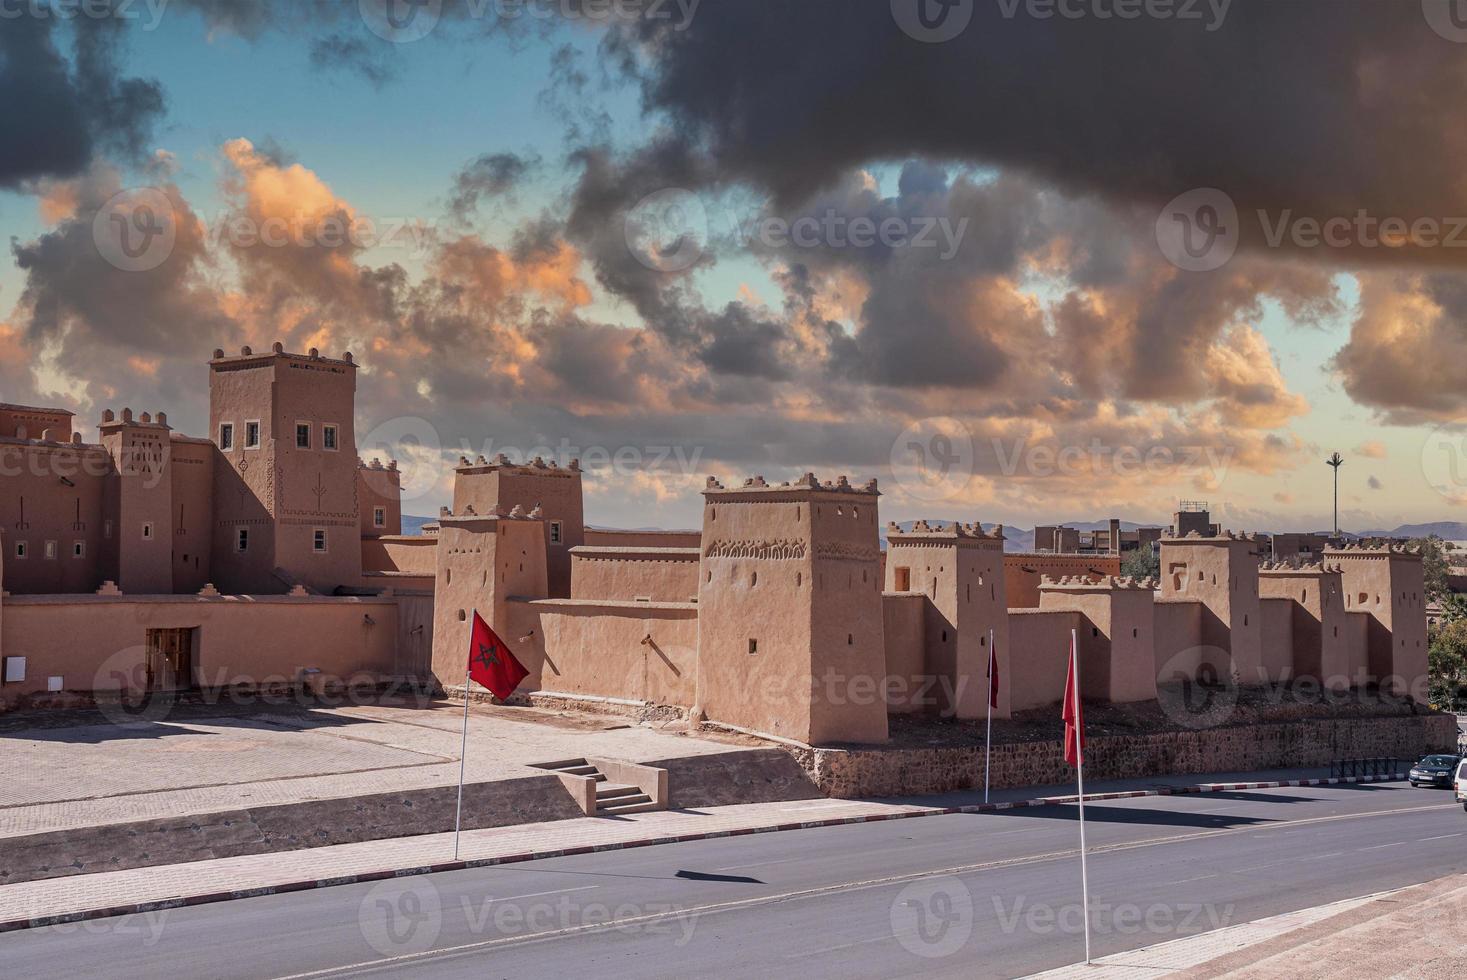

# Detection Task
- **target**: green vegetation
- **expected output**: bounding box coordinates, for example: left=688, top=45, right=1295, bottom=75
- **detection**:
left=1120, top=546, right=1160, bottom=581
left=1429, top=592, right=1467, bottom=710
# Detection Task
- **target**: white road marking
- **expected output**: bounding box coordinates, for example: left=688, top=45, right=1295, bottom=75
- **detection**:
left=1419, top=834, right=1463, bottom=842
left=491, top=885, right=600, bottom=902
left=785, top=933, right=895, bottom=957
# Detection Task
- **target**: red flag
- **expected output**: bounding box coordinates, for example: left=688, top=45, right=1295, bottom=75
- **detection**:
left=467, top=611, right=529, bottom=701
left=987, top=635, right=1000, bottom=710
left=1063, top=634, right=1085, bottom=767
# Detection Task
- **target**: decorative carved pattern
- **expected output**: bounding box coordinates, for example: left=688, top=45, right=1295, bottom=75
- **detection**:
left=703, top=538, right=808, bottom=560
left=813, top=542, right=881, bottom=562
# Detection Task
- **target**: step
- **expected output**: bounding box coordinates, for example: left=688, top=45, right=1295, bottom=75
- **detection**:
left=532, top=758, right=590, bottom=771
left=594, top=783, right=643, bottom=801
left=597, top=799, right=661, bottom=816
left=559, top=765, right=600, bottom=777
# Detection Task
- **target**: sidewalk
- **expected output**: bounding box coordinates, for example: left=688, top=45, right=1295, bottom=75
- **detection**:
left=1028, top=873, right=1467, bottom=978
left=0, top=768, right=1403, bottom=934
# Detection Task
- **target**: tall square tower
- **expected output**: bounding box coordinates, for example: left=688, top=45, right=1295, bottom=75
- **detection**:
left=1325, top=543, right=1428, bottom=698
left=1158, top=532, right=1263, bottom=685
left=884, top=520, right=1009, bottom=718
left=452, top=454, right=583, bottom=598
left=695, top=473, right=888, bottom=746
left=208, top=344, right=363, bottom=593
left=97, top=409, right=174, bottom=595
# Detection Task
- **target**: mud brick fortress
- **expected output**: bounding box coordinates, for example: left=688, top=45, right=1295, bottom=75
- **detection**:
left=0, top=348, right=1430, bottom=747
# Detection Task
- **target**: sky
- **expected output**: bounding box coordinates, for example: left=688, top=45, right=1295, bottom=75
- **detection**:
left=4, top=0, right=1467, bottom=533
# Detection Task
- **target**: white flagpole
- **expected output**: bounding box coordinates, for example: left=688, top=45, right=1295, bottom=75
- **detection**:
left=1072, top=628, right=1092, bottom=964
left=985, top=627, right=994, bottom=804
left=454, top=611, right=473, bottom=861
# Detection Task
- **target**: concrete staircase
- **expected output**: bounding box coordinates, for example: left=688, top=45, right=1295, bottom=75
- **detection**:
left=536, top=758, right=664, bottom=816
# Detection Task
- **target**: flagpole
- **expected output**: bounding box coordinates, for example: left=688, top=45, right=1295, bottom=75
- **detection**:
left=985, top=627, right=994, bottom=804
left=454, top=611, right=473, bottom=862
left=1073, top=628, right=1092, bottom=965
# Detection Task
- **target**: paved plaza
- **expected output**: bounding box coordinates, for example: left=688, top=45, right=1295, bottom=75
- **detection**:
left=0, top=697, right=750, bottom=839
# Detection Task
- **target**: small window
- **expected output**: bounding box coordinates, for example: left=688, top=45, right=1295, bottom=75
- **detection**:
left=141, top=523, right=153, bottom=540
left=295, top=423, right=311, bottom=449
left=373, top=507, right=386, bottom=528
left=73, top=541, right=85, bottom=558
left=313, top=528, right=327, bottom=553
left=218, top=423, right=234, bottom=451
left=322, top=424, right=339, bottom=451
left=13, top=541, right=25, bottom=559
left=244, top=421, right=260, bottom=449
left=236, top=527, right=249, bottom=553
left=43, top=540, right=57, bottom=559
left=103, top=520, right=113, bottom=539
left=748, top=638, right=758, bottom=655
left=549, top=520, right=563, bottom=544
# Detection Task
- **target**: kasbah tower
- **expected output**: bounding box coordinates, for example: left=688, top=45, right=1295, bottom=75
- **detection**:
left=695, top=474, right=890, bottom=746
left=208, top=344, right=363, bottom=594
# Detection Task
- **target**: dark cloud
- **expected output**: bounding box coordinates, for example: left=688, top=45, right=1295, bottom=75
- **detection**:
left=309, top=34, right=398, bottom=88
left=603, top=2, right=1467, bottom=265
left=0, top=14, right=164, bottom=188
left=448, top=152, right=540, bottom=221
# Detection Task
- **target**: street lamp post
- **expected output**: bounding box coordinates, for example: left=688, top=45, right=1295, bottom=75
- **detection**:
left=1326, top=452, right=1344, bottom=537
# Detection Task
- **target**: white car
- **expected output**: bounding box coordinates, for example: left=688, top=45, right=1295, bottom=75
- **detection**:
left=1457, top=760, right=1467, bottom=811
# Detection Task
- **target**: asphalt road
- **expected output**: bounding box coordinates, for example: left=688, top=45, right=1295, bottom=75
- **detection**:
left=6, top=782, right=1465, bottom=979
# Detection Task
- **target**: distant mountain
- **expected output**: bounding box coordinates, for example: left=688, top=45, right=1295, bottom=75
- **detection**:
left=402, top=514, right=436, bottom=535
left=1356, top=522, right=1467, bottom=540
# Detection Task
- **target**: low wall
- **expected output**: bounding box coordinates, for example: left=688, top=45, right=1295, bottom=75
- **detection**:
left=790, top=712, right=1459, bottom=798
left=0, top=594, right=399, bottom=708
left=509, top=598, right=697, bottom=707
left=1005, top=554, right=1120, bottom=608
left=361, top=535, right=439, bottom=575
left=583, top=529, right=702, bottom=549
left=569, top=547, right=700, bottom=603
left=882, top=592, right=928, bottom=713
left=1006, top=608, right=1080, bottom=712
left=1260, top=596, right=1294, bottom=681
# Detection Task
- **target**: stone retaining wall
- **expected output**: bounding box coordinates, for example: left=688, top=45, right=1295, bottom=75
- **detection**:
left=791, top=712, right=1459, bottom=798
left=2, top=747, right=818, bottom=886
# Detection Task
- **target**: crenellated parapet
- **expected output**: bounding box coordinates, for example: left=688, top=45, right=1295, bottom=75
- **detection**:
left=1039, top=574, right=1158, bottom=591
left=887, top=519, right=1005, bottom=549
left=703, top=472, right=879, bottom=496
left=456, top=453, right=581, bottom=478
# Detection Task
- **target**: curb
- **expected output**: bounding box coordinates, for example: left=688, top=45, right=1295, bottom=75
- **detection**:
left=0, top=773, right=1404, bottom=934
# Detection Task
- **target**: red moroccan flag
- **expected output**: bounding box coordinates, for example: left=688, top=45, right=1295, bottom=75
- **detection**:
left=467, top=611, right=529, bottom=701
left=987, top=634, right=1000, bottom=710
left=1063, top=634, right=1085, bottom=767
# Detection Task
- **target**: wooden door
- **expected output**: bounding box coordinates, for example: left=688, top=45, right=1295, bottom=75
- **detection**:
left=145, top=628, right=194, bottom=691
